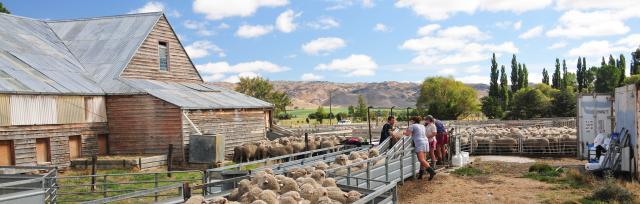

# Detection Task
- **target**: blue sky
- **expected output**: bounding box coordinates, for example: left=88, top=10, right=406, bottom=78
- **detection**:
left=5, top=0, right=640, bottom=84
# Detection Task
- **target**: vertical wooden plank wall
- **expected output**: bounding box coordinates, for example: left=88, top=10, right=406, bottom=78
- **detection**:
left=106, top=95, right=184, bottom=161
left=182, top=109, right=267, bottom=158
left=120, top=16, right=202, bottom=83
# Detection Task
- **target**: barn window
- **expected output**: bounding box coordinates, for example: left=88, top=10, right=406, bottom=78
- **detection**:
left=68, top=136, right=81, bottom=159
left=35, top=138, right=51, bottom=164
left=0, top=140, right=14, bottom=165
left=159, top=41, right=169, bottom=71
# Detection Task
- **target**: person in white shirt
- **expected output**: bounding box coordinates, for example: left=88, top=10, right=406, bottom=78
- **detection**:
left=424, top=115, right=438, bottom=164
left=593, top=133, right=607, bottom=159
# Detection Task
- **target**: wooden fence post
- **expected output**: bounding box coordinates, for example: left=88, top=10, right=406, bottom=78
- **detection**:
left=167, top=144, right=173, bottom=177
left=91, top=155, right=97, bottom=192
left=183, top=182, right=191, bottom=202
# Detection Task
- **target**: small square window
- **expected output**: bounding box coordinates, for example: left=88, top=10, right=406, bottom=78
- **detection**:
left=159, top=42, right=168, bottom=71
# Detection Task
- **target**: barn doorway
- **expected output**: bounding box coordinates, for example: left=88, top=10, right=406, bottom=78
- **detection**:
left=0, top=140, right=14, bottom=165
left=97, top=134, right=108, bottom=155
left=69, top=135, right=81, bottom=159
left=35, top=138, right=51, bottom=164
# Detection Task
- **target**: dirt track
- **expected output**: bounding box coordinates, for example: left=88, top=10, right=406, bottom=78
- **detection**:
left=398, top=157, right=588, bottom=204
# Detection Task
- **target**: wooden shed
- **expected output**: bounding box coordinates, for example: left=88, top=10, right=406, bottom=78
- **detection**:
left=0, top=12, right=273, bottom=166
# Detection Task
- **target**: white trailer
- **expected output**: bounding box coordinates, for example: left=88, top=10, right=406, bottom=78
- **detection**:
left=577, top=94, right=614, bottom=159
left=614, top=85, right=639, bottom=176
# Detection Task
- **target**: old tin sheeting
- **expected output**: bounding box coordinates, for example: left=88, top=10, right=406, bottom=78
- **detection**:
left=0, top=13, right=103, bottom=95
left=47, top=12, right=161, bottom=84
left=121, top=79, right=272, bottom=109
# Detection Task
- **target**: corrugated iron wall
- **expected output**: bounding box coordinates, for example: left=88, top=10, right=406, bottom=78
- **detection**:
left=85, top=96, right=107, bottom=122
left=0, top=95, right=9, bottom=126
left=11, top=95, right=57, bottom=125
left=57, top=96, right=85, bottom=124
left=0, top=95, right=107, bottom=126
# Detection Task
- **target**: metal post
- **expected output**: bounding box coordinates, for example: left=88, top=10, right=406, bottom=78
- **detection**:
left=367, top=106, right=372, bottom=144
left=390, top=106, right=395, bottom=117
left=384, top=154, right=389, bottom=182
left=406, top=107, right=410, bottom=126
left=366, top=161, right=371, bottom=189
left=329, top=90, right=333, bottom=125
left=167, top=144, right=173, bottom=177
left=183, top=182, right=191, bottom=201
left=304, top=133, right=309, bottom=152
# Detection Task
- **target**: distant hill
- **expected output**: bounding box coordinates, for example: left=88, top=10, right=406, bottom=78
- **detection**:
left=209, top=81, right=488, bottom=109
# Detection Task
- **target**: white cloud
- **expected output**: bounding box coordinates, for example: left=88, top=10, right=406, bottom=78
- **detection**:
left=395, top=0, right=551, bottom=21
left=326, top=0, right=375, bottom=10
left=130, top=1, right=165, bottom=13
left=307, top=16, right=340, bottom=30
left=547, top=42, right=567, bottom=49
left=203, top=73, right=225, bottom=81
left=455, top=75, right=489, bottom=84
left=301, top=73, right=324, bottom=81
left=555, top=0, right=638, bottom=11
left=417, top=24, right=441, bottom=36
left=315, top=54, right=378, bottom=76
left=236, top=24, right=274, bottom=38
left=438, top=68, right=456, bottom=75
left=464, top=65, right=482, bottom=74
left=513, top=20, right=522, bottom=30
left=373, top=23, right=390, bottom=32
left=616, top=34, right=640, bottom=47
left=218, top=23, right=230, bottom=29
left=302, top=37, right=346, bottom=55
left=168, top=10, right=181, bottom=18
left=223, top=72, right=260, bottom=83
left=276, top=9, right=301, bottom=33
left=518, top=25, right=543, bottom=39
left=568, top=40, right=628, bottom=57
left=193, top=0, right=289, bottom=20
left=546, top=10, right=631, bottom=38
left=402, top=25, right=517, bottom=65
left=183, top=20, right=215, bottom=36
left=197, top=60, right=289, bottom=75
left=185, top=41, right=225, bottom=59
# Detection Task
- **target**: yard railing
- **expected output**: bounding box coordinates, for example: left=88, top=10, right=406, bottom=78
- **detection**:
left=0, top=166, right=57, bottom=203
left=53, top=170, right=203, bottom=203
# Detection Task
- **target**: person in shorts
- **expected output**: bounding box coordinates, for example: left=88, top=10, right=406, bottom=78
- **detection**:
left=404, top=116, right=436, bottom=180
left=424, top=115, right=437, bottom=164
left=426, top=115, right=448, bottom=164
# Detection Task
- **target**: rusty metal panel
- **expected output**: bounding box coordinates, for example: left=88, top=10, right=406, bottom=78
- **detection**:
left=10, top=95, right=57, bottom=125
left=84, top=96, right=107, bottom=122
left=56, top=96, right=85, bottom=124
left=0, top=94, right=10, bottom=126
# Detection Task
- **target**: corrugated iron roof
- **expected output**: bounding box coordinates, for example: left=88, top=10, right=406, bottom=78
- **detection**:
left=0, top=12, right=272, bottom=109
left=46, top=12, right=161, bottom=85
left=121, top=79, right=273, bottom=109
left=0, top=13, right=103, bottom=95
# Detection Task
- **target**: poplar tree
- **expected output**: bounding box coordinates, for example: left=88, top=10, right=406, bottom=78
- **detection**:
left=489, top=53, right=500, bottom=98
left=500, top=65, right=509, bottom=110
left=510, top=54, right=519, bottom=93
left=632, top=47, right=640, bottom=75
left=619, top=54, right=626, bottom=85
left=542, top=68, right=549, bottom=85
left=552, top=58, right=562, bottom=89
left=577, top=57, right=583, bottom=92
left=522, top=64, right=528, bottom=88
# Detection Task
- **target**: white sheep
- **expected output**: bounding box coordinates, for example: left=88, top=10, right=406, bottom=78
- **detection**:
left=258, top=190, right=278, bottom=204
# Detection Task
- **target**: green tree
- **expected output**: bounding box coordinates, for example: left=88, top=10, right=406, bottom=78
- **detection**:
left=601, top=56, right=606, bottom=66
left=417, top=77, right=479, bottom=120
left=499, top=65, right=509, bottom=110
left=509, top=87, right=552, bottom=119
left=585, top=66, right=597, bottom=92
left=481, top=96, right=503, bottom=119
left=347, top=105, right=355, bottom=117
left=517, top=63, right=524, bottom=90
left=562, top=59, right=568, bottom=89
left=632, top=47, right=640, bottom=75
left=552, top=58, right=562, bottom=89
left=356, top=95, right=368, bottom=121
left=315, top=106, right=326, bottom=123
left=619, top=54, right=626, bottom=85
left=577, top=57, right=584, bottom=92
left=608, top=55, right=616, bottom=67
left=542, top=68, right=549, bottom=85
left=0, top=2, right=9, bottom=14
left=510, top=54, right=519, bottom=93
left=236, top=77, right=291, bottom=115
left=489, top=53, right=500, bottom=98
left=551, top=87, right=577, bottom=117
left=594, top=64, right=622, bottom=93
left=522, top=64, right=529, bottom=88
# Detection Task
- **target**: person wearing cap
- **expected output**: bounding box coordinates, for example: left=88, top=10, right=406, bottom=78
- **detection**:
left=404, top=116, right=436, bottom=180
left=426, top=115, right=448, bottom=164
left=424, top=115, right=438, bottom=165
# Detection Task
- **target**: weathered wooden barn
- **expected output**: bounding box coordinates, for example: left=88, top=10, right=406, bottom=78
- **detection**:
left=0, top=12, right=272, bottom=167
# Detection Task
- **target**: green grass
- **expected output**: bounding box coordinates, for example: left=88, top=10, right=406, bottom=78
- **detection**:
left=524, top=163, right=564, bottom=183
left=452, top=166, right=486, bottom=176
left=57, top=169, right=203, bottom=203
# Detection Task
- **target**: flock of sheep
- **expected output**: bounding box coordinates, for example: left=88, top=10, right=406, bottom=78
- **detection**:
left=233, top=136, right=348, bottom=163
left=185, top=168, right=363, bottom=204
left=457, top=126, right=577, bottom=153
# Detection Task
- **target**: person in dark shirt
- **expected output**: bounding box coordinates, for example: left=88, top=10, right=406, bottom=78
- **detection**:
left=426, top=115, right=448, bottom=164
left=380, top=116, right=396, bottom=144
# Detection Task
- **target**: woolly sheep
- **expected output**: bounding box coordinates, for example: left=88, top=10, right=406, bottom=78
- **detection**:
left=286, top=167, right=307, bottom=179
left=209, top=196, right=228, bottom=204
left=259, top=174, right=280, bottom=192
left=281, top=191, right=303, bottom=202
left=277, top=196, right=298, bottom=204
left=329, top=190, right=362, bottom=204
left=278, top=177, right=299, bottom=194
left=311, top=170, right=326, bottom=184
left=313, top=161, right=329, bottom=170
left=250, top=200, right=267, bottom=204
left=240, top=186, right=262, bottom=203
left=335, top=155, right=350, bottom=166
left=317, top=196, right=337, bottom=204
left=322, top=178, right=337, bottom=187
left=258, top=190, right=278, bottom=204
left=300, top=183, right=328, bottom=204
left=184, top=195, right=205, bottom=204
